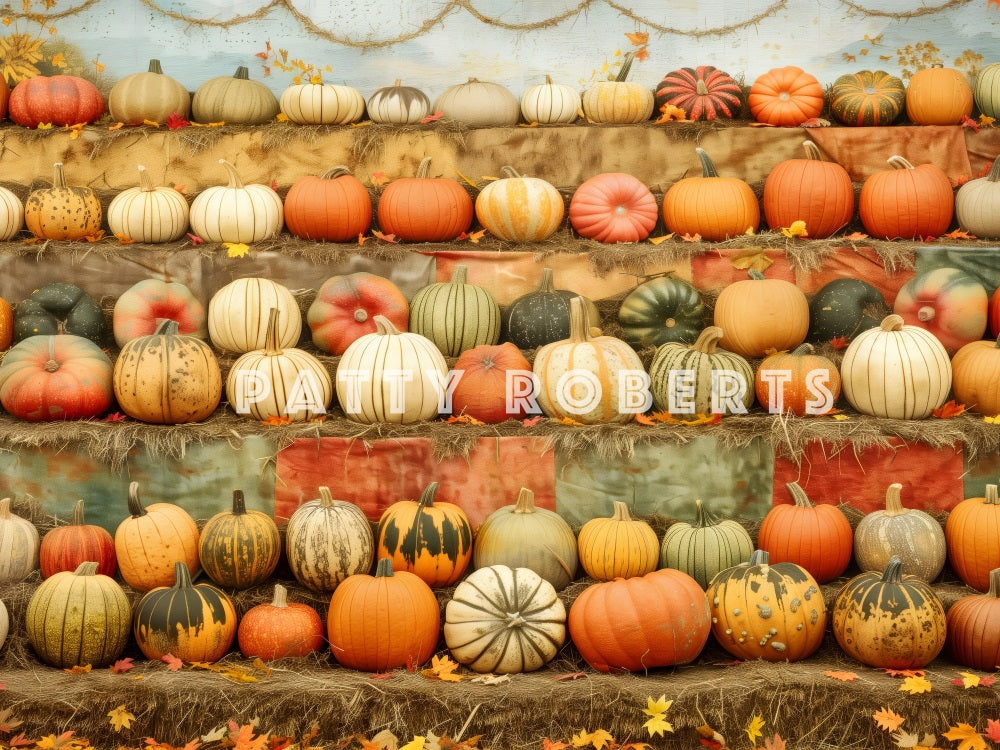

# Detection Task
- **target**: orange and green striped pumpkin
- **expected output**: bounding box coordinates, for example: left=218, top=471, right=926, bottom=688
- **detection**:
left=830, top=70, right=906, bottom=127
left=198, top=489, right=281, bottom=589
left=577, top=501, right=659, bottom=581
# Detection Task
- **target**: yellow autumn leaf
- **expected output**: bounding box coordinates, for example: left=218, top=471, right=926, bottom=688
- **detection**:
left=648, top=233, right=674, bottom=244
left=643, top=695, right=672, bottom=717
left=780, top=220, right=809, bottom=238
left=958, top=672, right=981, bottom=688
left=571, top=729, right=614, bottom=749
left=108, top=705, right=135, bottom=732
left=50, top=52, right=66, bottom=68
left=942, top=723, right=988, bottom=750
left=452, top=165, right=478, bottom=188
left=142, top=119, right=160, bottom=127
left=92, top=57, right=104, bottom=73
left=899, top=675, right=932, bottom=694
left=398, top=737, right=425, bottom=750
left=36, top=122, right=53, bottom=130
left=980, top=114, right=995, bottom=128
left=468, top=228, right=486, bottom=243
left=730, top=248, right=774, bottom=273
left=223, top=242, right=250, bottom=258
left=643, top=715, right=673, bottom=737
left=746, top=715, right=766, bottom=745
left=64, top=664, right=91, bottom=674
left=1, top=17, right=10, bottom=26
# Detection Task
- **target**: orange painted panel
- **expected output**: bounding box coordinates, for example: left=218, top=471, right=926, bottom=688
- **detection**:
left=690, top=249, right=795, bottom=292
left=794, top=246, right=914, bottom=305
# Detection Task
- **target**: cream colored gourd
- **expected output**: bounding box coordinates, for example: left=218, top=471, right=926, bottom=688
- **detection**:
left=189, top=159, right=284, bottom=244
left=520, top=75, right=581, bottom=124
left=444, top=564, right=566, bottom=673
left=226, top=307, right=332, bottom=421
left=279, top=82, right=365, bottom=125
left=366, top=80, right=431, bottom=124
left=0, top=186, right=23, bottom=240
left=285, top=486, right=374, bottom=592
left=660, top=499, right=754, bottom=589
left=473, top=487, right=578, bottom=591
left=107, top=165, right=190, bottom=243
left=108, top=59, right=190, bottom=123
left=582, top=53, right=654, bottom=124
left=208, top=277, right=301, bottom=354
left=0, top=497, right=39, bottom=583
left=433, top=78, right=520, bottom=126
left=854, top=483, right=946, bottom=583
left=335, top=315, right=448, bottom=424
left=956, top=156, right=1000, bottom=239
left=192, top=66, right=280, bottom=125
left=474, top=166, right=565, bottom=242
left=840, top=314, right=952, bottom=419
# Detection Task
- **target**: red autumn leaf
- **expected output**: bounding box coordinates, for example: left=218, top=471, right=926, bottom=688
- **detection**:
left=456, top=231, right=469, bottom=241
left=932, top=400, right=966, bottom=419
left=110, top=657, right=134, bottom=674
left=954, top=175, right=970, bottom=186
left=979, top=675, right=996, bottom=687
left=680, top=232, right=702, bottom=242
left=799, top=117, right=832, bottom=127
left=9, top=733, right=33, bottom=747
left=698, top=741, right=723, bottom=749
left=186, top=232, right=203, bottom=245
left=634, top=47, right=649, bottom=62
left=406, top=654, right=418, bottom=672
left=161, top=653, right=183, bottom=671
left=104, top=412, right=127, bottom=422
left=553, top=671, right=586, bottom=682
left=986, top=719, right=1000, bottom=743
left=522, top=416, right=543, bottom=427
left=420, top=110, right=444, bottom=123
left=372, top=230, right=398, bottom=244
left=961, top=114, right=981, bottom=132
left=542, top=740, right=570, bottom=750
left=829, top=336, right=849, bottom=350
left=166, top=111, right=189, bottom=129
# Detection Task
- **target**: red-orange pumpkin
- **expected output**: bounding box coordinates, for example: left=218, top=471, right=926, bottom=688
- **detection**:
left=0, top=297, right=12, bottom=351
left=945, top=484, right=1000, bottom=592
left=859, top=156, right=954, bottom=240
left=237, top=583, right=324, bottom=660
left=283, top=166, right=372, bottom=242
left=306, top=272, right=409, bottom=354
left=754, top=343, right=841, bottom=416
left=450, top=343, right=533, bottom=423
left=8, top=75, right=105, bottom=127
left=748, top=66, right=824, bottom=126
left=762, top=140, right=854, bottom=238
left=946, top=568, right=1000, bottom=671
left=39, top=499, right=116, bottom=579
left=376, top=156, right=473, bottom=242
left=663, top=148, right=760, bottom=241
left=654, top=66, right=742, bottom=121
left=568, top=173, right=658, bottom=243
left=892, top=267, right=987, bottom=355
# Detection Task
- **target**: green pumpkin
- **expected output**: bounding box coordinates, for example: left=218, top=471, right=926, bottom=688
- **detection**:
left=830, top=70, right=906, bottom=127
left=660, top=499, right=754, bottom=589
left=617, top=274, right=705, bottom=349
left=504, top=268, right=600, bottom=349
left=807, top=278, right=890, bottom=345
left=409, top=265, right=501, bottom=357
left=14, top=282, right=106, bottom=345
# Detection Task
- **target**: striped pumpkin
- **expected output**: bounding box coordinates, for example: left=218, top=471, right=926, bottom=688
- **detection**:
left=279, top=82, right=365, bottom=125
left=660, top=499, right=754, bottom=589
left=0, top=185, right=24, bottom=240
left=26, top=561, right=131, bottom=668
left=841, top=314, right=952, bottom=419
left=830, top=70, right=906, bottom=127
left=189, top=159, right=284, bottom=244
left=114, top=481, right=201, bottom=592
left=473, top=487, right=578, bottom=591
left=409, top=265, right=501, bottom=357
left=581, top=53, right=654, bottom=124
left=892, top=267, right=988, bottom=355
left=208, top=277, right=302, bottom=354
left=335, top=315, right=448, bottom=424
left=520, top=75, right=580, bottom=124
left=974, top=62, right=1000, bottom=119
left=0, top=497, right=39, bottom=584
left=474, top=166, right=564, bottom=242
left=198, top=489, right=281, bottom=589
left=107, top=165, right=190, bottom=243
left=285, top=486, right=374, bottom=593
left=225, top=307, right=333, bottom=421
left=655, top=65, right=742, bottom=121
left=376, top=481, right=473, bottom=588
left=649, top=326, right=754, bottom=417
left=134, top=561, right=238, bottom=663
left=367, top=80, right=430, bottom=124
left=534, top=296, right=646, bottom=424
left=577, top=501, right=659, bottom=581
left=444, top=565, right=566, bottom=674
left=40, top=498, right=116, bottom=579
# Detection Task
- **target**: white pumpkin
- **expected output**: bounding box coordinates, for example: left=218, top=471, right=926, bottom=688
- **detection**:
left=108, top=165, right=190, bottom=243
left=433, top=78, right=520, bottom=127
left=335, top=315, right=447, bottom=424
left=445, top=564, right=566, bottom=674
left=0, top=186, right=24, bottom=240
left=0, top=497, right=39, bottom=584
left=189, top=159, right=283, bottom=244
left=956, top=156, right=1000, bottom=239
left=226, top=307, right=332, bottom=421
left=841, top=313, right=952, bottom=419
left=367, top=80, right=431, bottom=124
left=208, top=277, right=302, bottom=354
left=520, top=75, right=581, bottom=124
left=279, top=82, right=365, bottom=125
left=284, top=487, right=374, bottom=592
left=0, top=599, right=8, bottom=651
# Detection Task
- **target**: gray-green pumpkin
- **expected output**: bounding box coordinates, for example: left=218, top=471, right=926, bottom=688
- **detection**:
left=504, top=268, right=600, bottom=350
left=192, top=65, right=280, bottom=125
left=660, top=499, right=754, bottom=589
left=649, top=326, right=754, bottom=416
left=13, top=282, right=106, bottom=344
left=618, top=274, right=706, bottom=349
left=409, top=265, right=501, bottom=356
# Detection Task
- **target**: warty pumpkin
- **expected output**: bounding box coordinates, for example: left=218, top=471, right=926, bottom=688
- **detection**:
left=945, top=484, right=1000, bottom=592
left=108, top=59, right=191, bottom=124
left=748, top=66, right=824, bottom=126
left=520, top=75, right=580, bottom=124
left=107, top=165, right=190, bottom=244
left=283, top=165, right=372, bottom=242
left=754, top=343, right=841, bottom=417
left=946, top=568, right=1000, bottom=672
left=192, top=65, right=280, bottom=125
left=892, top=267, right=987, bottom=355
left=279, top=81, right=365, bottom=125
left=663, top=148, right=760, bottom=241
left=376, top=156, right=474, bottom=242
left=905, top=64, right=973, bottom=125
left=660, top=499, right=753, bottom=589
left=0, top=497, right=39, bottom=584
left=713, top=269, right=809, bottom=358
left=189, top=159, right=284, bottom=244
left=26, top=561, right=131, bottom=668
left=366, top=79, right=430, bottom=124
left=475, top=166, right=564, bottom=242
left=581, top=53, right=654, bottom=124
left=238, top=583, right=324, bottom=660
left=577, top=501, right=659, bottom=581
left=198, top=489, right=281, bottom=589
left=208, top=276, right=302, bottom=354
left=408, top=265, right=501, bottom=357
left=854, top=483, right=946, bottom=583
left=307, top=272, right=408, bottom=354
left=952, top=334, right=1000, bottom=416
left=859, top=155, right=954, bottom=240
left=829, top=70, right=906, bottom=127
left=445, top=564, right=566, bottom=674
left=24, top=162, right=102, bottom=241
left=617, top=274, right=706, bottom=349
left=40, top=498, right=116, bottom=579
left=763, top=140, right=854, bottom=239
left=956, top=155, right=1000, bottom=239
left=568, top=172, right=658, bottom=243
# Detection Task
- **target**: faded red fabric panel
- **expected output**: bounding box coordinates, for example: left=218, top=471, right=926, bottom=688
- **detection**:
left=274, top=436, right=555, bottom=527
left=772, top=439, right=965, bottom=514
left=794, top=246, right=915, bottom=305
left=690, top=248, right=795, bottom=292
left=807, top=126, right=972, bottom=182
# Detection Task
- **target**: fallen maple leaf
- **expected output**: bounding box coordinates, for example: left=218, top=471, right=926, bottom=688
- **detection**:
left=358, top=233, right=369, bottom=246
left=781, top=220, right=809, bottom=238
left=84, top=230, right=105, bottom=242
left=261, top=415, right=292, bottom=426
left=370, top=171, right=390, bottom=187
left=943, top=228, right=977, bottom=240
left=372, top=230, right=398, bottom=244
left=114, top=232, right=135, bottom=245
left=625, top=31, right=649, bottom=46
left=655, top=103, right=687, bottom=123
left=223, top=241, right=250, bottom=258
left=643, top=715, right=672, bottom=737
left=231, top=724, right=266, bottom=750
left=899, top=675, right=932, bottom=694
left=648, top=233, right=674, bottom=245
left=842, top=231, right=870, bottom=241
left=883, top=668, right=925, bottom=678
left=961, top=114, right=981, bottom=132
left=446, top=414, right=485, bottom=426
left=952, top=672, right=983, bottom=688
left=467, top=228, right=486, bottom=243
left=161, top=653, right=183, bottom=671
left=980, top=114, right=996, bottom=128
left=518, top=121, right=539, bottom=127
left=8, top=732, right=33, bottom=747
left=399, top=737, right=425, bottom=750
left=799, top=117, right=831, bottom=127
left=680, top=232, right=702, bottom=242
left=746, top=715, right=765, bottom=745
left=166, top=112, right=189, bottom=129
left=35, top=731, right=76, bottom=750
left=251, top=657, right=271, bottom=677
left=186, top=232, right=203, bottom=245
left=64, top=664, right=91, bottom=674
left=634, top=413, right=656, bottom=425
left=571, top=729, right=614, bottom=749
left=730, top=247, right=774, bottom=273
left=825, top=669, right=858, bottom=682
left=979, top=674, right=996, bottom=687
left=420, top=111, right=444, bottom=124
left=873, top=707, right=905, bottom=732
left=932, top=400, right=966, bottom=419
left=0, top=707, right=23, bottom=733
left=943, top=723, right=987, bottom=750
left=110, top=657, right=134, bottom=674
left=421, top=654, right=463, bottom=682
left=108, top=705, right=136, bottom=732
left=763, top=733, right=787, bottom=750
left=542, top=740, right=569, bottom=750
left=143, top=119, right=161, bottom=128
left=829, top=336, right=849, bottom=350
left=557, top=416, right=585, bottom=426
left=522, top=416, right=544, bottom=427
left=985, top=719, right=1000, bottom=744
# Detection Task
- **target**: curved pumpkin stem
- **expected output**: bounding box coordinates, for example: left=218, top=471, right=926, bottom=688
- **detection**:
left=986, top=484, right=998, bottom=505
left=171, top=561, right=194, bottom=589
left=263, top=307, right=282, bottom=356
left=786, top=482, right=815, bottom=508
left=694, top=499, right=720, bottom=528
left=801, top=140, right=825, bottom=162
left=0, top=498, right=10, bottom=519
left=749, top=549, right=770, bottom=566
left=70, top=498, right=86, bottom=526
left=233, top=66, right=250, bottom=81
left=747, top=269, right=766, bottom=281
left=51, top=162, right=68, bottom=189
left=536, top=267, right=556, bottom=294
left=987, top=568, right=1000, bottom=598
left=320, top=165, right=352, bottom=180
left=375, top=557, right=395, bottom=577
left=881, top=556, right=904, bottom=583
left=500, top=166, right=523, bottom=179
left=450, top=265, right=469, bottom=285
left=568, top=296, right=593, bottom=343
left=73, top=561, right=99, bottom=576
left=415, top=156, right=433, bottom=179
left=318, top=486, right=335, bottom=507
left=231, top=489, right=247, bottom=516
left=883, top=483, right=908, bottom=517
left=690, top=326, right=724, bottom=354
left=887, top=155, right=916, bottom=171
left=271, top=583, right=289, bottom=608
left=218, top=159, right=245, bottom=189
left=373, top=315, right=402, bottom=336
left=615, top=51, right=635, bottom=83
left=986, top=156, right=1000, bottom=183
left=513, top=487, right=536, bottom=514
left=417, top=482, right=440, bottom=510
left=136, top=165, right=156, bottom=192
left=154, top=319, right=180, bottom=336
left=880, top=314, right=905, bottom=332
left=610, top=500, right=634, bottom=522
left=147, top=59, right=164, bottom=74
left=695, top=148, right=719, bottom=178
left=544, top=74, right=554, bottom=85
left=127, top=482, right=147, bottom=518
left=789, top=343, right=815, bottom=356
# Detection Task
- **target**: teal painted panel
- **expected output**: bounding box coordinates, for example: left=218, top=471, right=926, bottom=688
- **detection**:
left=554, top=437, right=774, bottom=528
left=963, top=448, right=1000, bottom=502
left=914, top=246, right=1000, bottom=295
left=0, top=436, right=277, bottom=533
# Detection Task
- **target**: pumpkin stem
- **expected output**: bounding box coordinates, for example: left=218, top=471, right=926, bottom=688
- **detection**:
left=51, top=162, right=68, bottom=189
left=690, top=326, right=724, bottom=354
left=231, top=489, right=247, bottom=515
left=747, top=269, right=766, bottom=281
left=987, top=568, right=1000, bottom=598
left=218, top=159, right=245, bottom=189
left=171, top=561, right=194, bottom=589
left=318, top=486, right=335, bottom=507
left=263, top=307, right=282, bottom=356
left=568, top=296, right=593, bottom=343
left=916, top=306, right=935, bottom=323
left=147, top=59, right=164, bottom=74
left=353, top=309, right=368, bottom=323
left=790, top=343, right=815, bottom=356
left=73, top=561, right=99, bottom=576
left=70, top=498, right=86, bottom=526
left=500, top=166, right=522, bottom=179
left=270, top=583, right=289, bottom=608
left=127, top=482, right=148, bottom=518
left=786, top=482, right=815, bottom=508
left=233, top=66, right=250, bottom=80
left=154, top=319, right=180, bottom=336
left=544, top=74, right=553, bottom=85
left=450, top=265, right=469, bottom=285
left=696, top=79, right=709, bottom=96
left=417, top=482, right=440, bottom=509
left=695, top=148, right=719, bottom=178
left=536, top=267, right=556, bottom=294
left=392, top=79, right=402, bottom=87
left=986, top=484, right=998, bottom=505
left=883, top=483, right=908, bottom=517
left=320, top=165, right=352, bottom=180
left=375, top=557, right=395, bottom=577
left=694, top=499, right=720, bottom=528
left=513, top=487, right=536, bottom=514
left=615, top=52, right=635, bottom=83
left=887, top=155, right=916, bottom=171
left=801, top=140, right=825, bottom=161
left=881, top=556, right=904, bottom=583
left=415, top=156, right=432, bottom=179
left=0, top=498, right=10, bottom=519
left=136, top=165, right=156, bottom=192
left=879, top=314, right=905, bottom=332
left=986, top=156, right=1000, bottom=183
left=373, top=315, right=402, bottom=336
left=610, top=500, right=634, bottom=522
left=749, top=549, right=770, bottom=566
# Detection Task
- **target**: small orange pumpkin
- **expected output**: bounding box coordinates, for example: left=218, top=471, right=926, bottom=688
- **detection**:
left=906, top=64, right=973, bottom=125
left=713, top=270, right=809, bottom=358
left=663, top=148, right=760, bottom=241
left=748, top=66, right=824, bottom=126
left=376, top=156, right=473, bottom=242
left=952, top=335, right=1000, bottom=416
left=754, top=343, right=841, bottom=416
left=577, top=501, right=659, bottom=581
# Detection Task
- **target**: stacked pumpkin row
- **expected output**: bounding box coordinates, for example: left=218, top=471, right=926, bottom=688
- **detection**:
left=1, top=474, right=998, bottom=675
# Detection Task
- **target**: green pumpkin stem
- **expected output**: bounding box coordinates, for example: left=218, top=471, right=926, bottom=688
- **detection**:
left=536, top=267, right=555, bottom=294
left=51, top=162, right=68, bottom=189
left=171, top=561, right=194, bottom=589
left=615, top=52, right=635, bottom=83
left=749, top=549, right=770, bottom=566
left=500, top=166, right=522, bottom=180
left=148, top=59, right=164, bottom=74
left=231, top=489, right=247, bottom=515
left=270, top=583, right=289, bottom=608
left=73, top=561, right=99, bottom=576
left=373, top=315, right=402, bottom=336
left=694, top=499, right=720, bottom=528
left=690, top=326, right=724, bottom=354
left=320, top=165, right=352, bottom=180
left=801, top=140, right=825, bottom=161
left=883, top=483, right=908, bottom=517
left=887, top=155, right=916, bottom=171
left=263, top=307, right=282, bottom=356
left=987, top=156, right=1000, bottom=183
left=568, top=296, right=593, bottom=342
left=318, top=486, right=335, bottom=507
left=450, top=265, right=469, bottom=285
left=415, top=157, right=432, bottom=179
left=786, top=482, right=815, bottom=508
left=513, top=487, right=536, bottom=514
left=218, top=159, right=245, bottom=189
left=790, top=343, right=815, bottom=356
left=880, top=314, right=905, bottom=332
left=136, top=165, right=155, bottom=192
left=234, top=66, right=250, bottom=81
left=987, top=569, right=1000, bottom=598
left=127, top=482, right=147, bottom=518
left=695, top=148, right=719, bottom=178
left=610, top=500, right=634, bottom=522
left=375, top=558, right=395, bottom=578
left=986, top=485, right=998, bottom=505
left=881, top=556, right=904, bottom=583
left=70, top=498, right=86, bottom=526
left=154, top=319, right=180, bottom=336
left=747, top=269, right=766, bottom=281
left=417, top=482, right=440, bottom=510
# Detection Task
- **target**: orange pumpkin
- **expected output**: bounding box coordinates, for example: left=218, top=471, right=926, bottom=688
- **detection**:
left=859, top=156, right=954, bottom=240
left=24, top=162, right=102, bottom=241
left=450, top=343, right=532, bottom=423
left=376, top=156, right=473, bottom=242
left=568, top=172, right=658, bottom=243
left=713, top=270, right=809, bottom=358
left=283, top=165, right=373, bottom=242
left=945, top=484, right=1000, bottom=592
left=906, top=64, right=973, bottom=125
left=748, top=66, right=824, bottom=126
left=0, top=297, right=12, bottom=351
left=237, top=584, right=324, bottom=660
left=577, top=501, right=659, bottom=581
left=663, top=148, right=760, bottom=241
left=754, top=343, right=841, bottom=416
left=952, top=335, right=1000, bottom=416
left=946, top=568, right=1000, bottom=671
left=762, top=140, right=854, bottom=238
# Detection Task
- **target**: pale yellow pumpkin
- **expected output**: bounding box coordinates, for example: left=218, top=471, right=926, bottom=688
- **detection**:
left=107, top=165, right=190, bottom=243
left=433, top=78, right=520, bottom=126
left=520, top=75, right=581, bottom=124
left=189, top=160, right=284, bottom=244
left=279, top=82, right=365, bottom=125
left=474, top=166, right=564, bottom=242
left=108, top=59, right=191, bottom=124
left=582, top=54, right=654, bottom=124
left=192, top=66, right=280, bottom=125
left=0, top=186, right=23, bottom=240
left=208, top=277, right=302, bottom=354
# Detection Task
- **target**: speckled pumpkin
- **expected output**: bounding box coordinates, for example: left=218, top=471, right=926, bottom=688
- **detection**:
left=24, top=162, right=102, bottom=241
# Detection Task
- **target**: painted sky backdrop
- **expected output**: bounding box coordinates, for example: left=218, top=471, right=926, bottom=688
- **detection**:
left=6, top=0, right=998, bottom=100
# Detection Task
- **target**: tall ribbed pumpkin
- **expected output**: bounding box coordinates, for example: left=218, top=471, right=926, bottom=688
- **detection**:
left=409, top=265, right=501, bottom=357
left=577, top=501, right=659, bottom=581
left=189, top=159, right=284, bottom=244
left=107, top=165, right=190, bottom=243
left=208, top=277, right=302, bottom=354
left=376, top=482, right=473, bottom=588
left=660, top=499, right=754, bottom=589
left=284, top=486, right=374, bottom=593
left=238, top=584, right=324, bottom=660
left=713, top=270, right=810, bottom=358
left=663, top=148, right=760, bottom=241
left=198, top=490, right=281, bottom=589
left=474, top=166, right=564, bottom=242
left=108, top=59, right=191, bottom=123
left=757, top=482, right=853, bottom=584
left=26, top=562, right=131, bottom=668
left=0, top=497, right=39, bottom=584
left=859, top=156, right=954, bottom=240
left=854, top=483, right=946, bottom=583
left=376, top=156, right=473, bottom=242
left=533, top=296, right=646, bottom=424
left=134, top=561, right=237, bottom=663
left=945, top=484, right=1000, bottom=592
left=24, top=162, right=102, bottom=241
left=473, top=487, right=578, bottom=591
left=762, top=140, right=854, bottom=238
left=840, top=314, right=952, bottom=420
left=114, top=319, right=222, bottom=424
left=283, top=166, right=373, bottom=242
left=114, top=482, right=200, bottom=592
left=40, top=499, right=116, bottom=579
left=905, top=64, right=973, bottom=125
left=946, top=569, right=1000, bottom=672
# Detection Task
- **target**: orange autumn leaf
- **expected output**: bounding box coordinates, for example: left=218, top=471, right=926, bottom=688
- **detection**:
left=114, top=233, right=134, bottom=245
left=634, top=47, right=650, bottom=62
left=420, top=110, right=444, bottom=124
left=543, top=741, right=570, bottom=750
left=64, top=664, right=91, bottom=674
left=824, top=669, right=858, bottom=682
left=372, top=230, right=398, bottom=244
left=421, top=654, right=464, bottom=682
left=680, top=232, right=702, bottom=242
left=109, top=657, right=134, bottom=674
left=635, top=413, right=656, bottom=425
left=648, top=233, right=674, bottom=245
left=446, top=414, right=485, bottom=426
left=84, top=230, right=105, bottom=242
left=873, top=707, right=905, bottom=732
left=519, top=121, right=539, bottom=127
left=762, top=734, right=787, bottom=750
left=842, top=231, right=870, bottom=241
left=882, top=668, right=925, bottom=678
left=655, top=103, right=687, bottom=123
left=557, top=416, right=586, bottom=426
left=261, top=415, right=292, bottom=426
left=942, top=723, right=988, bottom=750
left=986, top=719, right=1000, bottom=744
left=523, top=416, right=544, bottom=427
left=944, top=228, right=977, bottom=240
left=370, top=171, right=390, bottom=187
left=932, top=400, right=966, bottom=419
left=358, top=233, right=369, bottom=246
left=468, top=228, right=487, bottom=243
left=625, top=31, right=649, bottom=46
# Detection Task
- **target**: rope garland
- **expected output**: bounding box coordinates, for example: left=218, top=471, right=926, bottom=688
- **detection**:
left=1, top=0, right=101, bottom=22
left=838, top=0, right=974, bottom=18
